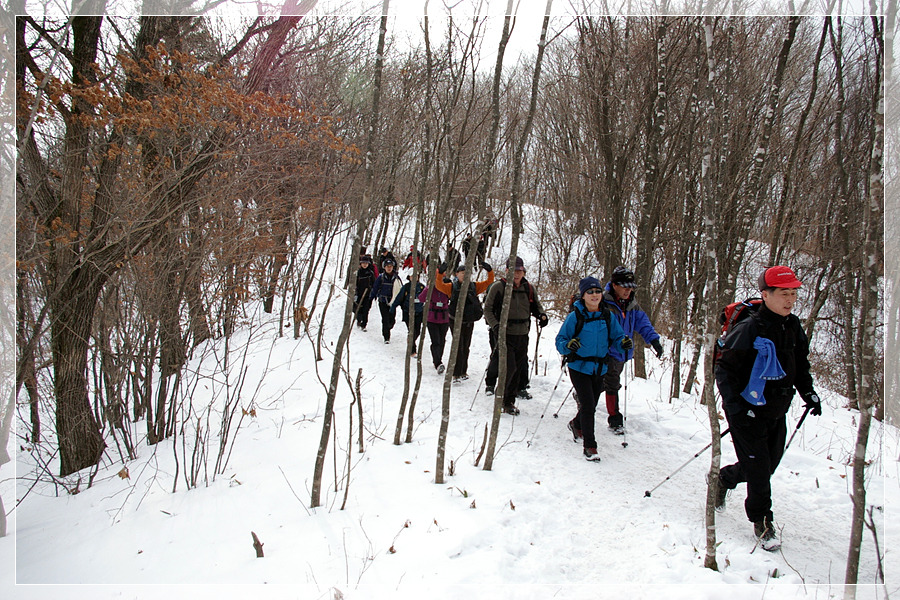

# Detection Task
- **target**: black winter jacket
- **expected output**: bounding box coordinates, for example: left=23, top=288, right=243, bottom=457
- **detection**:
left=355, top=265, right=377, bottom=297
left=715, top=304, right=815, bottom=419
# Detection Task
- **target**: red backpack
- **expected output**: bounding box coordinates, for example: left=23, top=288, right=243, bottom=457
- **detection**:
left=713, top=298, right=762, bottom=364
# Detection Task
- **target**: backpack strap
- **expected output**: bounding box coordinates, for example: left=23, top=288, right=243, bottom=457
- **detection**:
left=564, top=304, right=612, bottom=364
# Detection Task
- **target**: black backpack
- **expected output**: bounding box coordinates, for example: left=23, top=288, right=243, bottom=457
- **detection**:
left=450, top=280, right=484, bottom=322
left=563, top=300, right=612, bottom=364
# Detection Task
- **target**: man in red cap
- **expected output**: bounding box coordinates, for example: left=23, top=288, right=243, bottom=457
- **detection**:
left=713, top=265, right=822, bottom=551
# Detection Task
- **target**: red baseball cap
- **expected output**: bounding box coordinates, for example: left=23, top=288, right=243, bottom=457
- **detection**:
left=758, top=266, right=802, bottom=290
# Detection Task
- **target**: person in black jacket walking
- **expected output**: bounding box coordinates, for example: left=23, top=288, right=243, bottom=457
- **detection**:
left=370, top=259, right=401, bottom=343
left=714, top=265, right=822, bottom=550
left=391, top=275, right=426, bottom=355
left=354, top=255, right=377, bottom=330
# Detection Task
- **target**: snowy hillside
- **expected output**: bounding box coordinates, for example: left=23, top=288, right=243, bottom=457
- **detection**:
left=3, top=216, right=896, bottom=600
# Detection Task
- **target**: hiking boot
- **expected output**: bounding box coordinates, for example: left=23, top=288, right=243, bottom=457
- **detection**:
left=503, top=404, right=520, bottom=416
left=436, top=364, right=445, bottom=374
left=583, top=447, right=601, bottom=461
left=567, top=419, right=583, bottom=442
left=485, top=386, right=494, bottom=396
left=517, top=390, right=533, bottom=400
left=608, top=425, right=625, bottom=435
left=753, top=517, right=780, bottom=551
left=713, top=474, right=729, bottom=512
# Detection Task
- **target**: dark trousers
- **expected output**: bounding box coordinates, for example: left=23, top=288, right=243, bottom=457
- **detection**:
left=602, top=358, right=625, bottom=427
left=486, top=326, right=499, bottom=387
left=401, top=310, right=423, bottom=344
left=378, top=301, right=396, bottom=341
left=569, top=368, right=604, bottom=449
left=354, top=293, right=373, bottom=327
left=486, top=334, right=529, bottom=403
left=427, top=321, right=449, bottom=368
left=451, top=320, right=475, bottom=377
left=720, top=409, right=788, bottom=523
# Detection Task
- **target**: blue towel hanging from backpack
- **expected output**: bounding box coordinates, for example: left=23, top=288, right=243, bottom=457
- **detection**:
left=740, top=337, right=786, bottom=406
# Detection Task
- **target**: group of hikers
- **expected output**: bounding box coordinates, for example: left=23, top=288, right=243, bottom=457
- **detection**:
left=353, top=239, right=820, bottom=549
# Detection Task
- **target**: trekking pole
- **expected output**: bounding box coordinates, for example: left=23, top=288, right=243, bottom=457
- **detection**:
left=532, top=324, right=543, bottom=375
left=644, top=428, right=732, bottom=498
left=552, top=386, right=573, bottom=418
left=783, top=405, right=812, bottom=452
left=526, top=365, right=568, bottom=447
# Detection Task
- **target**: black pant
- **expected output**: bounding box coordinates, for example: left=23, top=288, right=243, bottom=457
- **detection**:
left=486, top=326, right=499, bottom=387
left=401, top=310, right=423, bottom=344
left=569, top=367, right=604, bottom=449
left=378, top=301, right=395, bottom=341
left=720, top=409, right=788, bottom=523
left=451, top=320, right=475, bottom=377
left=354, top=293, right=373, bottom=328
left=486, top=334, right=529, bottom=403
left=427, top=321, right=449, bottom=368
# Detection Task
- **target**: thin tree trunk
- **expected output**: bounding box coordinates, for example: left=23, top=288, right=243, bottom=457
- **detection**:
left=395, top=4, right=434, bottom=445
left=311, top=0, right=388, bottom=507
left=844, top=13, right=884, bottom=592
left=486, top=2, right=552, bottom=470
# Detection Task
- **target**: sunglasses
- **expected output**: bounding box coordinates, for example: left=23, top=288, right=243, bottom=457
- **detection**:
left=584, top=288, right=603, bottom=295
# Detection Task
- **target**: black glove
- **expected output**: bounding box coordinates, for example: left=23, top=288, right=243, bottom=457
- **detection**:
left=480, top=261, right=493, bottom=272
left=621, top=336, right=633, bottom=350
left=438, top=262, right=447, bottom=273
left=442, top=276, right=452, bottom=284
left=651, top=339, right=664, bottom=359
left=566, top=338, right=581, bottom=351
left=537, top=313, right=549, bottom=328
left=804, top=393, right=822, bottom=416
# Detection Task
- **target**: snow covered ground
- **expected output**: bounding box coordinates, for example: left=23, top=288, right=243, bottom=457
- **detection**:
left=2, top=222, right=896, bottom=600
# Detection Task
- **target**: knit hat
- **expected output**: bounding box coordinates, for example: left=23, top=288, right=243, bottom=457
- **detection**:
left=360, top=255, right=372, bottom=264
left=383, top=258, right=395, bottom=267
left=578, top=277, right=603, bottom=297
left=506, top=256, right=525, bottom=271
left=758, top=266, right=802, bottom=290
left=455, top=264, right=466, bottom=273
left=610, top=266, right=637, bottom=288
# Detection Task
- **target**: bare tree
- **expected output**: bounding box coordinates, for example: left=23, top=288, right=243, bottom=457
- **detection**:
left=844, top=13, right=884, bottom=593
left=311, top=0, right=390, bottom=508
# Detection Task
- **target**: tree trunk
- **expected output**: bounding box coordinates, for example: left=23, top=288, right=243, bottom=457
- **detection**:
left=51, top=272, right=108, bottom=476
left=312, top=0, right=388, bottom=507
left=486, top=2, right=551, bottom=470
left=633, top=17, right=668, bottom=381
left=844, top=14, right=884, bottom=591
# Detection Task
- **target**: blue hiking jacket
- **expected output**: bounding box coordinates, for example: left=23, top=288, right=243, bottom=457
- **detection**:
left=555, top=300, right=626, bottom=376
